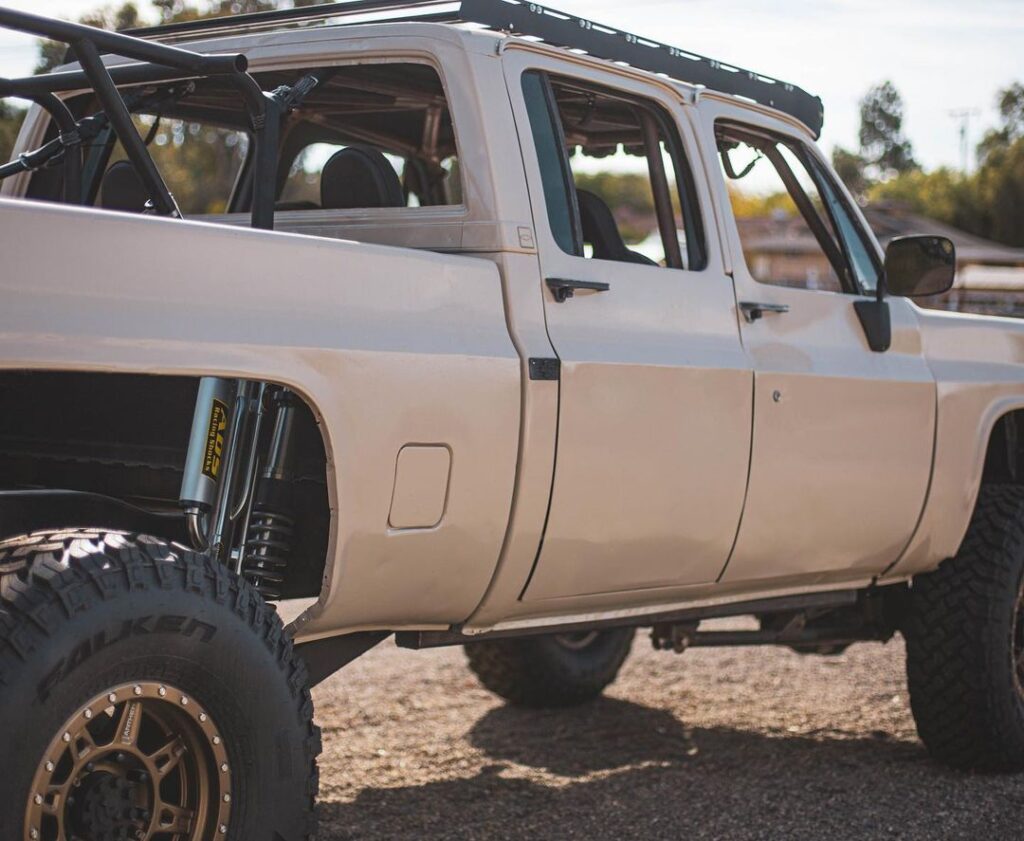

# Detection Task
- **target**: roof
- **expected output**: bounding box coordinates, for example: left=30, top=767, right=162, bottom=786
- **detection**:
left=123, top=0, right=824, bottom=137
left=737, top=202, right=1024, bottom=268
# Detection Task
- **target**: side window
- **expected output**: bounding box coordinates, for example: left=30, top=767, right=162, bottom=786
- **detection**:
left=274, top=62, right=461, bottom=212
left=522, top=71, right=706, bottom=271
left=717, top=123, right=879, bottom=294
left=64, top=61, right=460, bottom=218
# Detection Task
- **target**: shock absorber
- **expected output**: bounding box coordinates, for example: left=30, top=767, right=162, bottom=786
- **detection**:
left=241, top=389, right=298, bottom=599
left=179, top=377, right=235, bottom=551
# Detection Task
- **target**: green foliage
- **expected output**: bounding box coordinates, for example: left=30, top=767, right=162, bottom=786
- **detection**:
left=869, top=82, right=1024, bottom=248
left=858, top=80, right=918, bottom=179
left=831, top=146, right=870, bottom=198
left=36, top=3, right=142, bottom=73
left=0, top=100, right=26, bottom=163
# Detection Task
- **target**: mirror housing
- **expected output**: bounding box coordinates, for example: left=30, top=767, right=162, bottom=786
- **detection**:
left=883, top=236, right=956, bottom=298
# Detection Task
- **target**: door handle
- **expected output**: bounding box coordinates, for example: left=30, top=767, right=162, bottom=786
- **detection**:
left=546, top=277, right=611, bottom=303
left=739, top=301, right=790, bottom=323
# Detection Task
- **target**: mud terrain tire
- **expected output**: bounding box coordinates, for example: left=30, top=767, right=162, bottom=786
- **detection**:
left=0, top=529, right=320, bottom=840
left=905, top=485, right=1024, bottom=770
left=465, top=628, right=634, bottom=708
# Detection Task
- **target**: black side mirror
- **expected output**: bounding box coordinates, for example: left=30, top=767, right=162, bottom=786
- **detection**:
left=883, top=235, right=956, bottom=298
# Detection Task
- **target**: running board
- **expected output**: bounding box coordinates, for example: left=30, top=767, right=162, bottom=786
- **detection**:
left=396, top=588, right=864, bottom=649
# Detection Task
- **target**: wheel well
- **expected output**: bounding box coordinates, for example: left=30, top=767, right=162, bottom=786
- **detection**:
left=0, top=370, right=331, bottom=598
left=982, top=409, right=1024, bottom=485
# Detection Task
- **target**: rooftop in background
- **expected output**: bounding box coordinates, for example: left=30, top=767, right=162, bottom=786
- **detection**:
left=739, top=202, right=1024, bottom=269
left=122, top=0, right=824, bottom=137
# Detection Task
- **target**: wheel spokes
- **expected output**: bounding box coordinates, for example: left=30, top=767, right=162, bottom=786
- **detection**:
left=148, top=734, right=189, bottom=780
left=112, top=700, right=143, bottom=748
left=153, top=801, right=196, bottom=834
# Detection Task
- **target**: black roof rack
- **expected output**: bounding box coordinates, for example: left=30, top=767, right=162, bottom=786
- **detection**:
left=126, top=0, right=825, bottom=137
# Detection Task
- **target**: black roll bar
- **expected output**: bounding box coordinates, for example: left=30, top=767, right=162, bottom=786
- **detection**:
left=0, top=5, right=279, bottom=228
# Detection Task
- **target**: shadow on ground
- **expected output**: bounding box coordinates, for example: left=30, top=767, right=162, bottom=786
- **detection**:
left=317, top=697, right=1024, bottom=840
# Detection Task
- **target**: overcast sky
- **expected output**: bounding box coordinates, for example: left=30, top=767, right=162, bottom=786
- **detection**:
left=1, top=0, right=1021, bottom=171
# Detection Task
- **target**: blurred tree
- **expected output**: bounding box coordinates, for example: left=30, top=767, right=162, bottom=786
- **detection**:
left=831, top=145, right=870, bottom=198
left=36, top=3, right=142, bottom=73
left=858, top=81, right=917, bottom=180
left=977, top=82, right=1024, bottom=164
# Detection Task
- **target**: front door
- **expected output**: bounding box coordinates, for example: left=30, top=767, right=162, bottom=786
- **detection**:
left=506, top=55, right=753, bottom=600
left=703, top=112, right=935, bottom=585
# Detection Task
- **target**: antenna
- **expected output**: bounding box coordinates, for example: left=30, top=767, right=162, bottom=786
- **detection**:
left=948, top=108, right=981, bottom=173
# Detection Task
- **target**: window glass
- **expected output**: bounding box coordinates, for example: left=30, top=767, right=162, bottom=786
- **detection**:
left=718, top=125, right=849, bottom=292
left=66, top=61, right=459, bottom=218
left=103, top=117, right=249, bottom=215
left=523, top=72, right=705, bottom=271
left=808, top=156, right=880, bottom=292
left=718, top=125, right=879, bottom=294
left=521, top=71, right=579, bottom=255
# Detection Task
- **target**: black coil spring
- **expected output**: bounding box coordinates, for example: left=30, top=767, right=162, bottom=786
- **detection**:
left=241, top=510, right=295, bottom=599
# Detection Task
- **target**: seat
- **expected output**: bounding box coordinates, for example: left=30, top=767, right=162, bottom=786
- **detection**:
left=99, top=161, right=149, bottom=213
left=319, top=145, right=404, bottom=210
left=576, top=188, right=657, bottom=266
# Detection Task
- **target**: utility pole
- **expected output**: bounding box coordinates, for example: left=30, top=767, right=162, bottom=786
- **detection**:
left=949, top=108, right=981, bottom=173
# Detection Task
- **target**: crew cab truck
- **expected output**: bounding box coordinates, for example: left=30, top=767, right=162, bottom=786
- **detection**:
left=0, top=2, right=1022, bottom=839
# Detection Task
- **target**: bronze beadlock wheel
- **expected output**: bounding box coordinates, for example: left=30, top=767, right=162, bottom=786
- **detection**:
left=0, top=531, right=320, bottom=841
left=25, top=682, right=231, bottom=841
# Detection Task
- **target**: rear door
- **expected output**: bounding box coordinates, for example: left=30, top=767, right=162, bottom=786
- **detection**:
left=699, top=106, right=935, bottom=585
left=504, top=51, right=753, bottom=600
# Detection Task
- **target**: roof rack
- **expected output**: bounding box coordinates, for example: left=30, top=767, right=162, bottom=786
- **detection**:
left=126, top=0, right=824, bottom=137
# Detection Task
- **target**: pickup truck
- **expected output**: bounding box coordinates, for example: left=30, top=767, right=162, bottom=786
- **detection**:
left=1, top=2, right=1022, bottom=839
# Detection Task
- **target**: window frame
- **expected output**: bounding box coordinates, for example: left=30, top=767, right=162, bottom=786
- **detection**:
left=521, top=69, right=708, bottom=272
left=716, top=119, right=882, bottom=296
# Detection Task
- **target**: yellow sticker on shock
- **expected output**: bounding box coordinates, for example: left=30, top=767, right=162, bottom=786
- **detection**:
left=201, top=399, right=228, bottom=480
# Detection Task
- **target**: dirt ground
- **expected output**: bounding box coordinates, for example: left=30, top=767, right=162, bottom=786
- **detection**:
left=312, top=627, right=1024, bottom=840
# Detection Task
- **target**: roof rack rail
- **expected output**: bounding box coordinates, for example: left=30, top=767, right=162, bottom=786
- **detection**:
left=126, top=0, right=824, bottom=137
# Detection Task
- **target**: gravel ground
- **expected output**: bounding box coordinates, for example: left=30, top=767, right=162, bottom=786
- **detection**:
left=312, top=625, right=1024, bottom=840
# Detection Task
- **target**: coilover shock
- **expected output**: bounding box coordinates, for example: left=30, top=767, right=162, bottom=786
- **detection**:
left=240, top=388, right=298, bottom=599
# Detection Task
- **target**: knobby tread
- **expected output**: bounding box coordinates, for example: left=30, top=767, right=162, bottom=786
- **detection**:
left=0, top=529, right=321, bottom=839
left=904, top=485, right=1024, bottom=771
left=465, top=629, right=634, bottom=708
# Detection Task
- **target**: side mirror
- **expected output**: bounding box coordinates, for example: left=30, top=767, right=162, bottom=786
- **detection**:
left=883, top=235, right=956, bottom=298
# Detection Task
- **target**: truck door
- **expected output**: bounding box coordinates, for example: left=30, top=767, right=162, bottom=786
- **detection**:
left=701, top=112, right=935, bottom=585
left=504, top=53, right=753, bottom=600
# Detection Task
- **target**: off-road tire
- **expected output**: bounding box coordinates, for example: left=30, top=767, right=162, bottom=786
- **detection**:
left=464, top=628, right=634, bottom=708
left=0, top=529, right=321, bottom=840
left=904, top=485, right=1024, bottom=771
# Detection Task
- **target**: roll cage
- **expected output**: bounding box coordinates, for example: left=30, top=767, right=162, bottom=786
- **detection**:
left=0, top=6, right=313, bottom=230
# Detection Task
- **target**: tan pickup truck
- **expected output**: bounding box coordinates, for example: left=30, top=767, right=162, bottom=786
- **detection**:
left=1, top=2, right=1022, bottom=839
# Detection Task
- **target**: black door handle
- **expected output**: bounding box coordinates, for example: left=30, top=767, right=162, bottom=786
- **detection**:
left=739, top=301, right=790, bottom=323
left=546, top=277, right=611, bottom=303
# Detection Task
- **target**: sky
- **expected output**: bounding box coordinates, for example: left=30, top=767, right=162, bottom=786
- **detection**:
left=1, top=0, right=1021, bottom=172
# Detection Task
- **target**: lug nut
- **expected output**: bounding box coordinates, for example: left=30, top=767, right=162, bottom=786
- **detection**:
left=133, top=685, right=142, bottom=696
left=44, top=761, right=54, bottom=772
left=158, top=686, right=167, bottom=697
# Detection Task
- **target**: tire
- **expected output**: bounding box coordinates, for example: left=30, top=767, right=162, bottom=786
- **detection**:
left=0, top=529, right=321, bottom=840
left=904, top=485, right=1024, bottom=771
left=464, top=627, right=634, bottom=708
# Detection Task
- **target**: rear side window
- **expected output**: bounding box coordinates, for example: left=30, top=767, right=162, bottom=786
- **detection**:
left=521, top=70, right=705, bottom=271
left=32, top=61, right=461, bottom=219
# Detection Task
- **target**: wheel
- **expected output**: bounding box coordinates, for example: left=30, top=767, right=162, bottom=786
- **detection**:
left=464, top=627, right=634, bottom=708
left=0, top=529, right=321, bottom=840
left=904, top=485, right=1024, bottom=770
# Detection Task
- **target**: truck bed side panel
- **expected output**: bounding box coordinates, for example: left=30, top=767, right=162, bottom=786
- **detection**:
left=0, top=199, right=521, bottom=633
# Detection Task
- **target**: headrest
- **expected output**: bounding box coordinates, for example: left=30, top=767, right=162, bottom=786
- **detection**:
left=576, top=188, right=657, bottom=266
left=99, top=160, right=149, bottom=213
left=320, top=145, right=404, bottom=210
